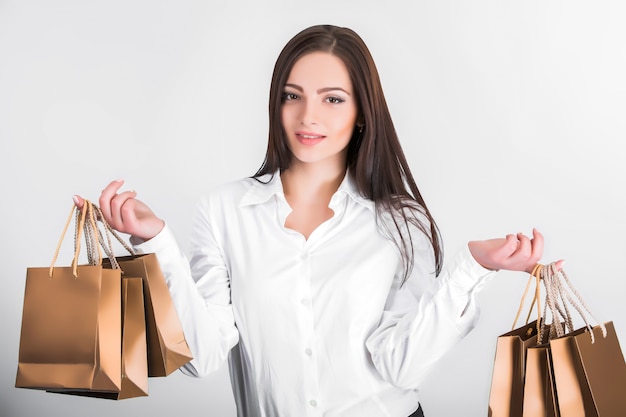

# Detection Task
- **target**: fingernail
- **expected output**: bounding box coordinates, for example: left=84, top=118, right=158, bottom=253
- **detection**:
left=72, top=195, right=80, bottom=205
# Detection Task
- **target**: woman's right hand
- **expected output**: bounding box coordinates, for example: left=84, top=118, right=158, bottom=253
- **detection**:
left=73, top=179, right=165, bottom=242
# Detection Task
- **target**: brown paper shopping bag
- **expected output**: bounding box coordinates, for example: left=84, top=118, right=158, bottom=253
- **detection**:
left=539, top=264, right=626, bottom=416
left=118, top=277, right=149, bottom=398
left=488, top=321, right=541, bottom=417
left=525, top=264, right=626, bottom=417
left=520, top=264, right=570, bottom=417
left=16, top=201, right=122, bottom=393
left=94, top=207, right=193, bottom=377
left=106, top=254, right=193, bottom=376
left=522, top=343, right=559, bottom=417
left=48, top=277, right=149, bottom=400
left=550, top=322, right=626, bottom=417
left=489, top=266, right=544, bottom=417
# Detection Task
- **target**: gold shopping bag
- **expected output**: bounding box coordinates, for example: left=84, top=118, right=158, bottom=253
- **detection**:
left=16, top=201, right=121, bottom=393
left=95, top=204, right=193, bottom=377
left=536, top=264, right=626, bottom=416
left=48, top=276, right=149, bottom=400
left=106, top=253, right=193, bottom=377
left=490, top=265, right=556, bottom=417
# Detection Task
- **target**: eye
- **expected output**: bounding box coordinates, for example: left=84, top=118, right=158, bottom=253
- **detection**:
left=326, top=96, right=345, bottom=104
left=281, top=92, right=299, bottom=102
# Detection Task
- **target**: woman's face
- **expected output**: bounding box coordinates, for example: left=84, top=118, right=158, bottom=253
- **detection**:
left=281, top=51, right=358, bottom=169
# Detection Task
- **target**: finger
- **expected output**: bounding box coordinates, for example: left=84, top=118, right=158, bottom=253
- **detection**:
left=529, top=228, right=544, bottom=264
left=555, top=259, right=565, bottom=271
left=521, top=229, right=545, bottom=273
left=516, top=232, right=532, bottom=259
left=108, top=190, right=138, bottom=230
left=119, top=197, right=142, bottom=231
left=72, top=195, right=84, bottom=210
left=99, top=179, right=125, bottom=224
left=502, top=234, right=518, bottom=257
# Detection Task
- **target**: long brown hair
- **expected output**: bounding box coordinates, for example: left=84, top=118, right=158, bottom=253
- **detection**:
left=255, top=24, right=443, bottom=281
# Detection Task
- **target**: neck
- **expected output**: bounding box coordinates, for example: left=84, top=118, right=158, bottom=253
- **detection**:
left=281, top=160, right=346, bottom=204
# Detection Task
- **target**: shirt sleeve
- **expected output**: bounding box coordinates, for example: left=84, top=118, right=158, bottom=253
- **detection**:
left=365, top=235, right=495, bottom=390
left=132, top=199, right=239, bottom=377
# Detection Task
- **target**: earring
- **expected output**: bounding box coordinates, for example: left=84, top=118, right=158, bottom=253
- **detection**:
left=357, top=124, right=364, bottom=133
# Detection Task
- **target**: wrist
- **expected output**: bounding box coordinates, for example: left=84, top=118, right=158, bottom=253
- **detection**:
left=133, top=219, right=165, bottom=243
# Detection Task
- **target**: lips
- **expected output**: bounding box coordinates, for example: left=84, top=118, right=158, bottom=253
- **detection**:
left=295, top=131, right=326, bottom=145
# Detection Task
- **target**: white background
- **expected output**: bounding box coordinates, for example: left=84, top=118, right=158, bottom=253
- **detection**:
left=1, top=1, right=625, bottom=416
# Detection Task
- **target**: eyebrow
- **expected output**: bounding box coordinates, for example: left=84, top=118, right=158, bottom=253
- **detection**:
left=284, top=83, right=351, bottom=96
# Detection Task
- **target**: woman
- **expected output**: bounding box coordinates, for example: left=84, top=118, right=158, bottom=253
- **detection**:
left=75, top=25, right=553, bottom=417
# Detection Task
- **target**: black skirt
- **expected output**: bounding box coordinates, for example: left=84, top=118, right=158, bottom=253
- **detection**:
left=408, top=404, right=424, bottom=417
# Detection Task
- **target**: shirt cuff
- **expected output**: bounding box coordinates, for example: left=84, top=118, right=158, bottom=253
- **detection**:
left=130, top=223, right=177, bottom=255
left=446, top=244, right=497, bottom=294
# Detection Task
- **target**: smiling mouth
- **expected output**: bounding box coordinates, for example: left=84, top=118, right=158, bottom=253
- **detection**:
left=296, top=132, right=325, bottom=139
left=295, top=132, right=326, bottom=145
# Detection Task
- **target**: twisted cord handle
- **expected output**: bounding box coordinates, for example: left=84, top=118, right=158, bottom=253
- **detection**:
left=540, top=262, right=606, bottom=343
left=82, top=203, right=136, bottom=270
left=78, top=200, right=103, bottom=266
left=92, top=204, right=135, bottom=256
left=48, top=199, right=136, bottom=278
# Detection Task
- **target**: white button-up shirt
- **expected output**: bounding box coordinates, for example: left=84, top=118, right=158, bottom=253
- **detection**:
left=134, top=172, right=494, bottom=417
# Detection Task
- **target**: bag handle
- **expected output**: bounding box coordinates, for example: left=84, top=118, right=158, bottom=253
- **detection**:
left=92, top=204, right=135, bottom=257
left=511, top=263, right=543, bottom=335
left=79, top=199, right=104, bottom=267
left=49, top=199, right=94, bottom=278
left=82, top=203, right=135, bottom=270
left=49, top=199, right=136, bottom=278
left=539, top=263, right=606, bottom=343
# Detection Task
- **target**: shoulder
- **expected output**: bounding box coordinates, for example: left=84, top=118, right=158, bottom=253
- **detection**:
left=196, top=176, right=262, bottom=209
left=195, top=173, right=279, bottom=213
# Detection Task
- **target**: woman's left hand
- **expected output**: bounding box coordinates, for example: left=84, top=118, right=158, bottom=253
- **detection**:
left=468, top=228, right=563, bottom=273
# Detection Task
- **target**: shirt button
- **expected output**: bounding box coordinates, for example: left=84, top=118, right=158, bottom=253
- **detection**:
left=300, top=298, right=309, bottom=306
left=305, top=348, right=312, bottom=356
left=309, top=400, right=317, bottom=407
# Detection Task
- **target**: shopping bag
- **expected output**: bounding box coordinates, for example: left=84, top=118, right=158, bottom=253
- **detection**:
left=48, top=277, right=149, bottom=400
left=488, top=266, right=544, bottom=417
left=520, top=263, right=570, bottom=417
left=543, top=269, right=626, bottom=417
left=106, top=254, right=193, bottom=376
left=550, top=322, right=626, bottom=416
left=117, top=277, right=149, bottom=398
left=522, top=343, right=559, bottom=417
left=488, top=321, right=541, bottom=417
left=16, top=201, right=122, bottom=392
left=95, top=207, right=193, bottom=376
left=541, top=264, right=626, bottom=416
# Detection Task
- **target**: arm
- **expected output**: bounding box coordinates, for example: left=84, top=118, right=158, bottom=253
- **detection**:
left=366, top=229, right=556, bottom=389
left=74, top=180, right=239, bottom=377
left=366, top=241, right=494, bottom=389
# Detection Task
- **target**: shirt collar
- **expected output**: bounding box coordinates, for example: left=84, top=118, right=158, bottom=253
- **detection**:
left=239, top=170, right=374, bottom=212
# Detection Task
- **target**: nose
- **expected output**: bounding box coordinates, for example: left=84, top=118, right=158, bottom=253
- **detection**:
left=300, top=99, right=318, bottom=126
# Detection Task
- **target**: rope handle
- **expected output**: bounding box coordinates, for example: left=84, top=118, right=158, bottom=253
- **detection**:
left=48, top=199, right=136, bottom=278
left=78, top=199, right=103, bottom=267
left=92, top=204, right=135, bottom=257
left=539, top=263, right=607, bottom=343
left=82, top=204, right=135, bottom=270
left=511, top=263, right=543, bottom=335
left=49, top=200, right=92, bottom=278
